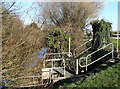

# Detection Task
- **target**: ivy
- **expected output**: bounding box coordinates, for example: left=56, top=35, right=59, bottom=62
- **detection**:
left=91, top=19, right=112, bottom=51
left=46, top=28, right=69, bottom=53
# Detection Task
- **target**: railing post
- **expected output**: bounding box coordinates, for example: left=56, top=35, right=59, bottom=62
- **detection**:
left=42, top=75, right=43, bottom=84
left=112, top=43, right=114, bottom=58
left=54, top=54, right=55, bottom=68
left=49, top=69, right=51, bottom=83
left=62, top=55, right=65, bottom=77
left=52, top=55, right=53, bottom=78
left=68, top=38, right=71, bottom=58
left=76, top=59, right=78, bottom=75
left=86, top=57, right=87, bottom=72
left=43, top=61, right=45, bottom=68
left=43, top=54, right=46, bottom=68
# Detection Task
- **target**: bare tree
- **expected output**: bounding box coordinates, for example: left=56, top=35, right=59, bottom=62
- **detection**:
left=38, top=2, right=103, bottom=28
left=1, top=2, right=48, bottom=87
left=37, top=2, right=103, bottom=52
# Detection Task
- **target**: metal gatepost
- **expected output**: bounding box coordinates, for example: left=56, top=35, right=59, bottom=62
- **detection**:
left=112, top=43, right=114, bottom=58
left=76, top=59, right=78, bottom=75
left=86, top=57, right=87, bottom=71
left=63, top=56, right=66, bottom=77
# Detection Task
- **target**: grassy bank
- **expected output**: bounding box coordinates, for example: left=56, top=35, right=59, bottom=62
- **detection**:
left=110, top=38, right=120, bottom=58
left=54, top=61, right=120, bottom=88
left=110, top=38, right=120, bottom=48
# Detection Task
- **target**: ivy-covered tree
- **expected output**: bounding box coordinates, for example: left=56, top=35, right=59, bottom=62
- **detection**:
left=91, top=19, right=112, bottom=51
left=46, top=28, right=69, bottom=53
left=90, top=19, right=112, bottom=62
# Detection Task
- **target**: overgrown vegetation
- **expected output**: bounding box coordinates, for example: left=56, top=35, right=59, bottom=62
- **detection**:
left=46, top=29, right=69, bottom=53
left=2, top=8, right=48, bottom=87
left=1, top=2, right=105, bottom=88
left=91, top=19, right=112, bottom=51
left=86, top=19, right=113, bottom=63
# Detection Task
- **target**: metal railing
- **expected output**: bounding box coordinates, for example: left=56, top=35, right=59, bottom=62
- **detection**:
left=43, top=52, right=72, bottom=59
left=43, top=52, right=72, bottom=78
left=18, top=75, right=51, bottom=87
left=43, top=52, right=72, bottom=67
left=78, top=43, right=114, bottom=71
left=9, top=70, right=52, bottom=88
left=73, top=39, right=92, bottom=58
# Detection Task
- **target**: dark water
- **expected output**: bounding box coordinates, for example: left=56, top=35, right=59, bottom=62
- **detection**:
left=23, top=47, right=48, bottom=67
left=37, top=48, right=48, bottom=59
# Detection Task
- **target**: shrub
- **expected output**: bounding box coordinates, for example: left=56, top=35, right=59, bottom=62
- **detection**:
left=46, top=28, right=69, bottom=53
left=91, top=19, right=112, bottom=51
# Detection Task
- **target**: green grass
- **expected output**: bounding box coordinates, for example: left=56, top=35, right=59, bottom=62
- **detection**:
left=110, top=38, right=120, bottom=48
left=110, top=38, right=120, bottom=58
left=55, top=61, right=120, bottom=88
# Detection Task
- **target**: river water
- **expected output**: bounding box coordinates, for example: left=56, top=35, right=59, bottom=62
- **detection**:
left=24, top=47, right=48, bottom=67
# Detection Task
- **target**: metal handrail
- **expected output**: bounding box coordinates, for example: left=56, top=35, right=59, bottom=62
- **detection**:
left=43, top=52, right=72, bottom=67
left=75, top=47, right=92, bottom=58
left=43, top=52, right=72, bottom=59
left=19, top=75, right=43, bottom=79
left=87, top=43, right=113, bottom=57
left=79, top=43, right=114, bottom=71
left=43, top=52, right=69, bottom=78
left=44, top=58, right=64, bottom=62
left=78, top=57, right=86, bottom=67
left=87, top=52, right=112, bottom=66
left=12, top=70, right=52, bottom=88
left=73, top=39, right=92, bottom=58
